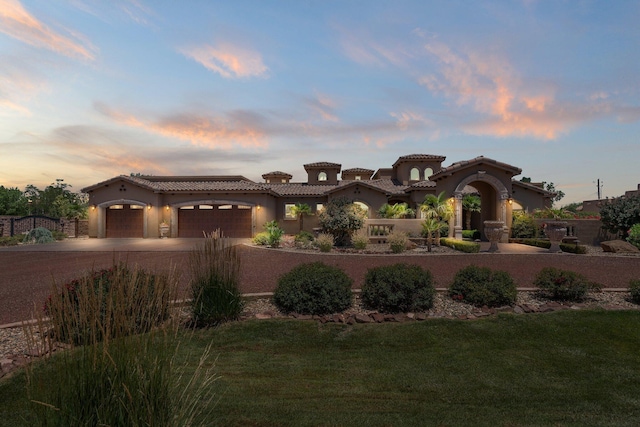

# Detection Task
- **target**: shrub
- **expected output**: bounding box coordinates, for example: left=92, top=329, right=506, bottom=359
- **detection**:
left=189, top=232, right=243, bottom=327
left=362, top=264, right=435, bottom=313
left=295, top=230, right=314, bottom=244
left=630, top=279, right=640, bottom=304
left=317, top=197, right=366, bottom=246
left=387, top=231, right=408, bottom=253
left=449, top=265, right=517, bottom=307
left=351, top=228, right=369, bottom=250
left=0, top=236, right=21, bottom=246
left=440, top=238, right=480, bottom=253
left=264, top=220, right=284, bottom=248
left=273, top=262, right=352, bottom=315
left=23, top=227, right=55, bottom=244
left=534, top=267, right=601, bottom=302
left=462, top=229, right=481, bottom=240
left=252, top=231, right=270, bottom=245
left=559, top=243, right=587, bottom=254
left=315, top=233, right=334, bottom=252
left=600, top=195, right=640, bottom=238
left=45, top=262, right=176, bottom=346
left=628, top=223, right=640, bottom=249
left=511, top=238, right=551, bottom=249
left=511, top=211, right=537, bottom=238
left=51, top=230, right=67, bottom=240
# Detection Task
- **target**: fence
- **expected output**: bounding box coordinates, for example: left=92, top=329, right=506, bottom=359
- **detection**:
left=0, top=216, right=88, bottom=238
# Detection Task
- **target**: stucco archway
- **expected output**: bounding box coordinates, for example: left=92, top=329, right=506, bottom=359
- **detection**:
left=452, top=172, right=511, bottom=241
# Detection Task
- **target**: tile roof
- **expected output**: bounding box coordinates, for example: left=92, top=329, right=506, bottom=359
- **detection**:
left=392, top=154, right=446, bottom=167
left=430, top=156, right=522, bottom=179
left=262, top=171, right=293, bottom=179
left=125, top=176, right=268, bottom=192
left=342, top=168, right=375, bottom=174
left=409, top=180, right=437, bottom=188
left=303, top=162, right=341, bottom=170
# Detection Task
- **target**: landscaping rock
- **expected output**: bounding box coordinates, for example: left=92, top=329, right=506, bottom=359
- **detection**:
left=255, top=312, right=272, bottom=320
left=355, top=314, right=373, bottom=323
left=513, top=306, right=524, bottom=314
left=371, top=313, right=385, bottom=323
left=600, top=240, right=640, bottom=253
left=415, top=313, right=428, bottom=321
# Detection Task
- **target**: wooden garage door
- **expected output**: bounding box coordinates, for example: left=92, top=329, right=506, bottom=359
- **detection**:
left=106, top=204, right=144, bottom=238
left=178, top=205, right=252, bottom=238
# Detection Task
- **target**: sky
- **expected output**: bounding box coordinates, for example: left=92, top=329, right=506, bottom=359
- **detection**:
left=1, top=0, right=639, bottom=205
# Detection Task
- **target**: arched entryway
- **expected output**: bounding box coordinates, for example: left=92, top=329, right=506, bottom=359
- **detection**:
left=453, top=173, right=511, bottom=241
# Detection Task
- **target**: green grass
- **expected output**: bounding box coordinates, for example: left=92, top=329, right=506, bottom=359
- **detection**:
left=2, top=310, right=640, bottom=426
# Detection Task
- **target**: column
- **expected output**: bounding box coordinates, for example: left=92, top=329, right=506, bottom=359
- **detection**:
left=454, top=193, right=463, bottom=240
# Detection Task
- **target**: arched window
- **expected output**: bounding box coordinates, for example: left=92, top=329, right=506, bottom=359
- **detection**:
left=318, top=171, right=327, bottom=181
left=410, top=167, right=420, bottom=181
left=424, top=167, right=433, bottom=180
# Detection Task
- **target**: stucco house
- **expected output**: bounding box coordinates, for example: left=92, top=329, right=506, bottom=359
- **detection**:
left=82, top=154, right=553, bottom=240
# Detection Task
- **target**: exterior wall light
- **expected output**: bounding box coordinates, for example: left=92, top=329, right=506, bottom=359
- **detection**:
left=91, top=205, right=96, bottom=210
left=257, top=205, right=261, bottom=210
left=508, top=199, right=513, bottom=205
left=147, top=204, right=152, bottom=210
left=165, top=205, right=170, bottom=210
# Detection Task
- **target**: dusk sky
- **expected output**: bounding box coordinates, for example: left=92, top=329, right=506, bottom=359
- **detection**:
left=1, top=0, right=639, bottom=205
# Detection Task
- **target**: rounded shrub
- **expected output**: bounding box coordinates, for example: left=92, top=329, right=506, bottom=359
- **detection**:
left=387, top=231, right=408, bottom=253
left=252, top=232, right=269, bottom=245
left=533, top=267, right=599, bottom=302
left=273, top=262, right=353, bottom=315
left=630, top=279, right=640, bottom=304
left=449, top=265, right=517, bottom=307
left=315, top=233, right=334, bottom=252
left=362, top=264, right=435, bottom=313
left=23, top=227, right=55, bottom=244
left=351, top=228, right=369, bottom=250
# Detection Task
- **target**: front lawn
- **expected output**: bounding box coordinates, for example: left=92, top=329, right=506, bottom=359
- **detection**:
left=1, top=310, right=639, bottom=426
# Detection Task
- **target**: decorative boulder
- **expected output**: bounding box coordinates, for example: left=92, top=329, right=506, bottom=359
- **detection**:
left=600, top=240, right=640, bottom=253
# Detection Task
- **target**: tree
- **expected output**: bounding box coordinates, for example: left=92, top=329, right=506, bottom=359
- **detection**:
left=21, top=179, right=88, bottom=218
left=318, top=197, right=366, bottom=246
left=420, top=192, right=453, bottom=243
left=599, top=195, right=640, bottom=238
left=462, top=194, right=481, bottom=230
left=377, top=202, right=415, bottom=219
left=421, top=218, right=444, bottom=252
left=0, top=186, right=29, bottom=216
left=290, top=203, right=312, bottom=233
left=542, top=181, right=565, bottom=206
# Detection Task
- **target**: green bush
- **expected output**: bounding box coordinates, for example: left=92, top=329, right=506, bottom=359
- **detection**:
left=317, top=197, right=366, bottom=246
left=449, top=265, right=517, bottom=307
left=511, top=211, right=538, bottom=238
left=462, top=229, right=481, bottom=240
left=630, top=279, right=640, bottom=304
left=387, top=231, right=408, bottom=253
left=252, top=231, right=269, bottom=245
left=628, top=223, right=640, bottom=249
left=51, top=230, right=67, bottom=240
left=273, top=262, right=353, bottom=315
left=23, top=227, right=55, bottom=244
left=351, top=228, right=369, bottom=250
left=0, top=236, right=21, bottom=246
left=264, top=220, right=284, bottom=248
left=559, top=243, right=587, bottom=254
left=315, top=233, right=334, bottom=252
left=189, top=233, right=243, bottom=327
left=440, top=237, right=480, bottom=253
left=45, top=263, right=176, bottom=346
left=295, top=230, right=314, bottom=244
left=511, top=238, right=551, bottom=249
left=361, top=264, right=435, bottom=313
left=533, top=267, right=600, bottom=302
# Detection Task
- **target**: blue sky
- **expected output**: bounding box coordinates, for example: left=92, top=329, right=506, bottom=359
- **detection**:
left=1, top=0, right=639, bottom=204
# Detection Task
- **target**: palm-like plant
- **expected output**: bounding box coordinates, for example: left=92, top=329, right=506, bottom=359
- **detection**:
left=291, top=203, right=312, bottom=232
left=462, top=194, right=481, bottom=230
left=378, top=202, right=415, bottom=219
left=421, top=218, right=444, bottom=252
left=420, top=192, right=453, bottom=244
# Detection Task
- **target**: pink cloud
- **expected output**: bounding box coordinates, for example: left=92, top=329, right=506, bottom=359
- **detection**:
left=420, top=41, right=572, bottom=139
left=0, top=0, right=96, bottom=60
left=95, top=102, right=268, bottom=149
left=181, top=42, right=268, bottom=78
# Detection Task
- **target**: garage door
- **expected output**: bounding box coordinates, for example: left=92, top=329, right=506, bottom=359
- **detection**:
left=178, top=204, right=252, bottom=238
left=106, top=204, right=144, bottom=238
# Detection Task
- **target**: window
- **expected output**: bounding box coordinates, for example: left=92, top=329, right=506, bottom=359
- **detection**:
left=281, top=178, right=287, bottom=183
left=284, top=203, right=296, bottom=219
left=318, top=171, right=327, bottom=181
left=218, top=205, right=232, bottom=210
left=424, top=167, right=433, bottom=180
left=265, top=178, right=271, bottom=183
left=355, top=175, right=361, bottom=180
left=180, top=206, right=194, bottom=210
left=238, top=205, right=251, bottom=210
left=410, top=167, right=420, bottom=181
left=199, top=205, right=213, bottom=210
left=316, top=203, right=324, bottom=212
left=130, top=204, right=144, bottom=210
left=109, top=205, right=124, bottom=210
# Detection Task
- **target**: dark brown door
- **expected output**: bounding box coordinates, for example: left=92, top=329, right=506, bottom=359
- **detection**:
left=178, top=205, right=252, bottom=238
left=106, top=205, right=144, bottom=237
